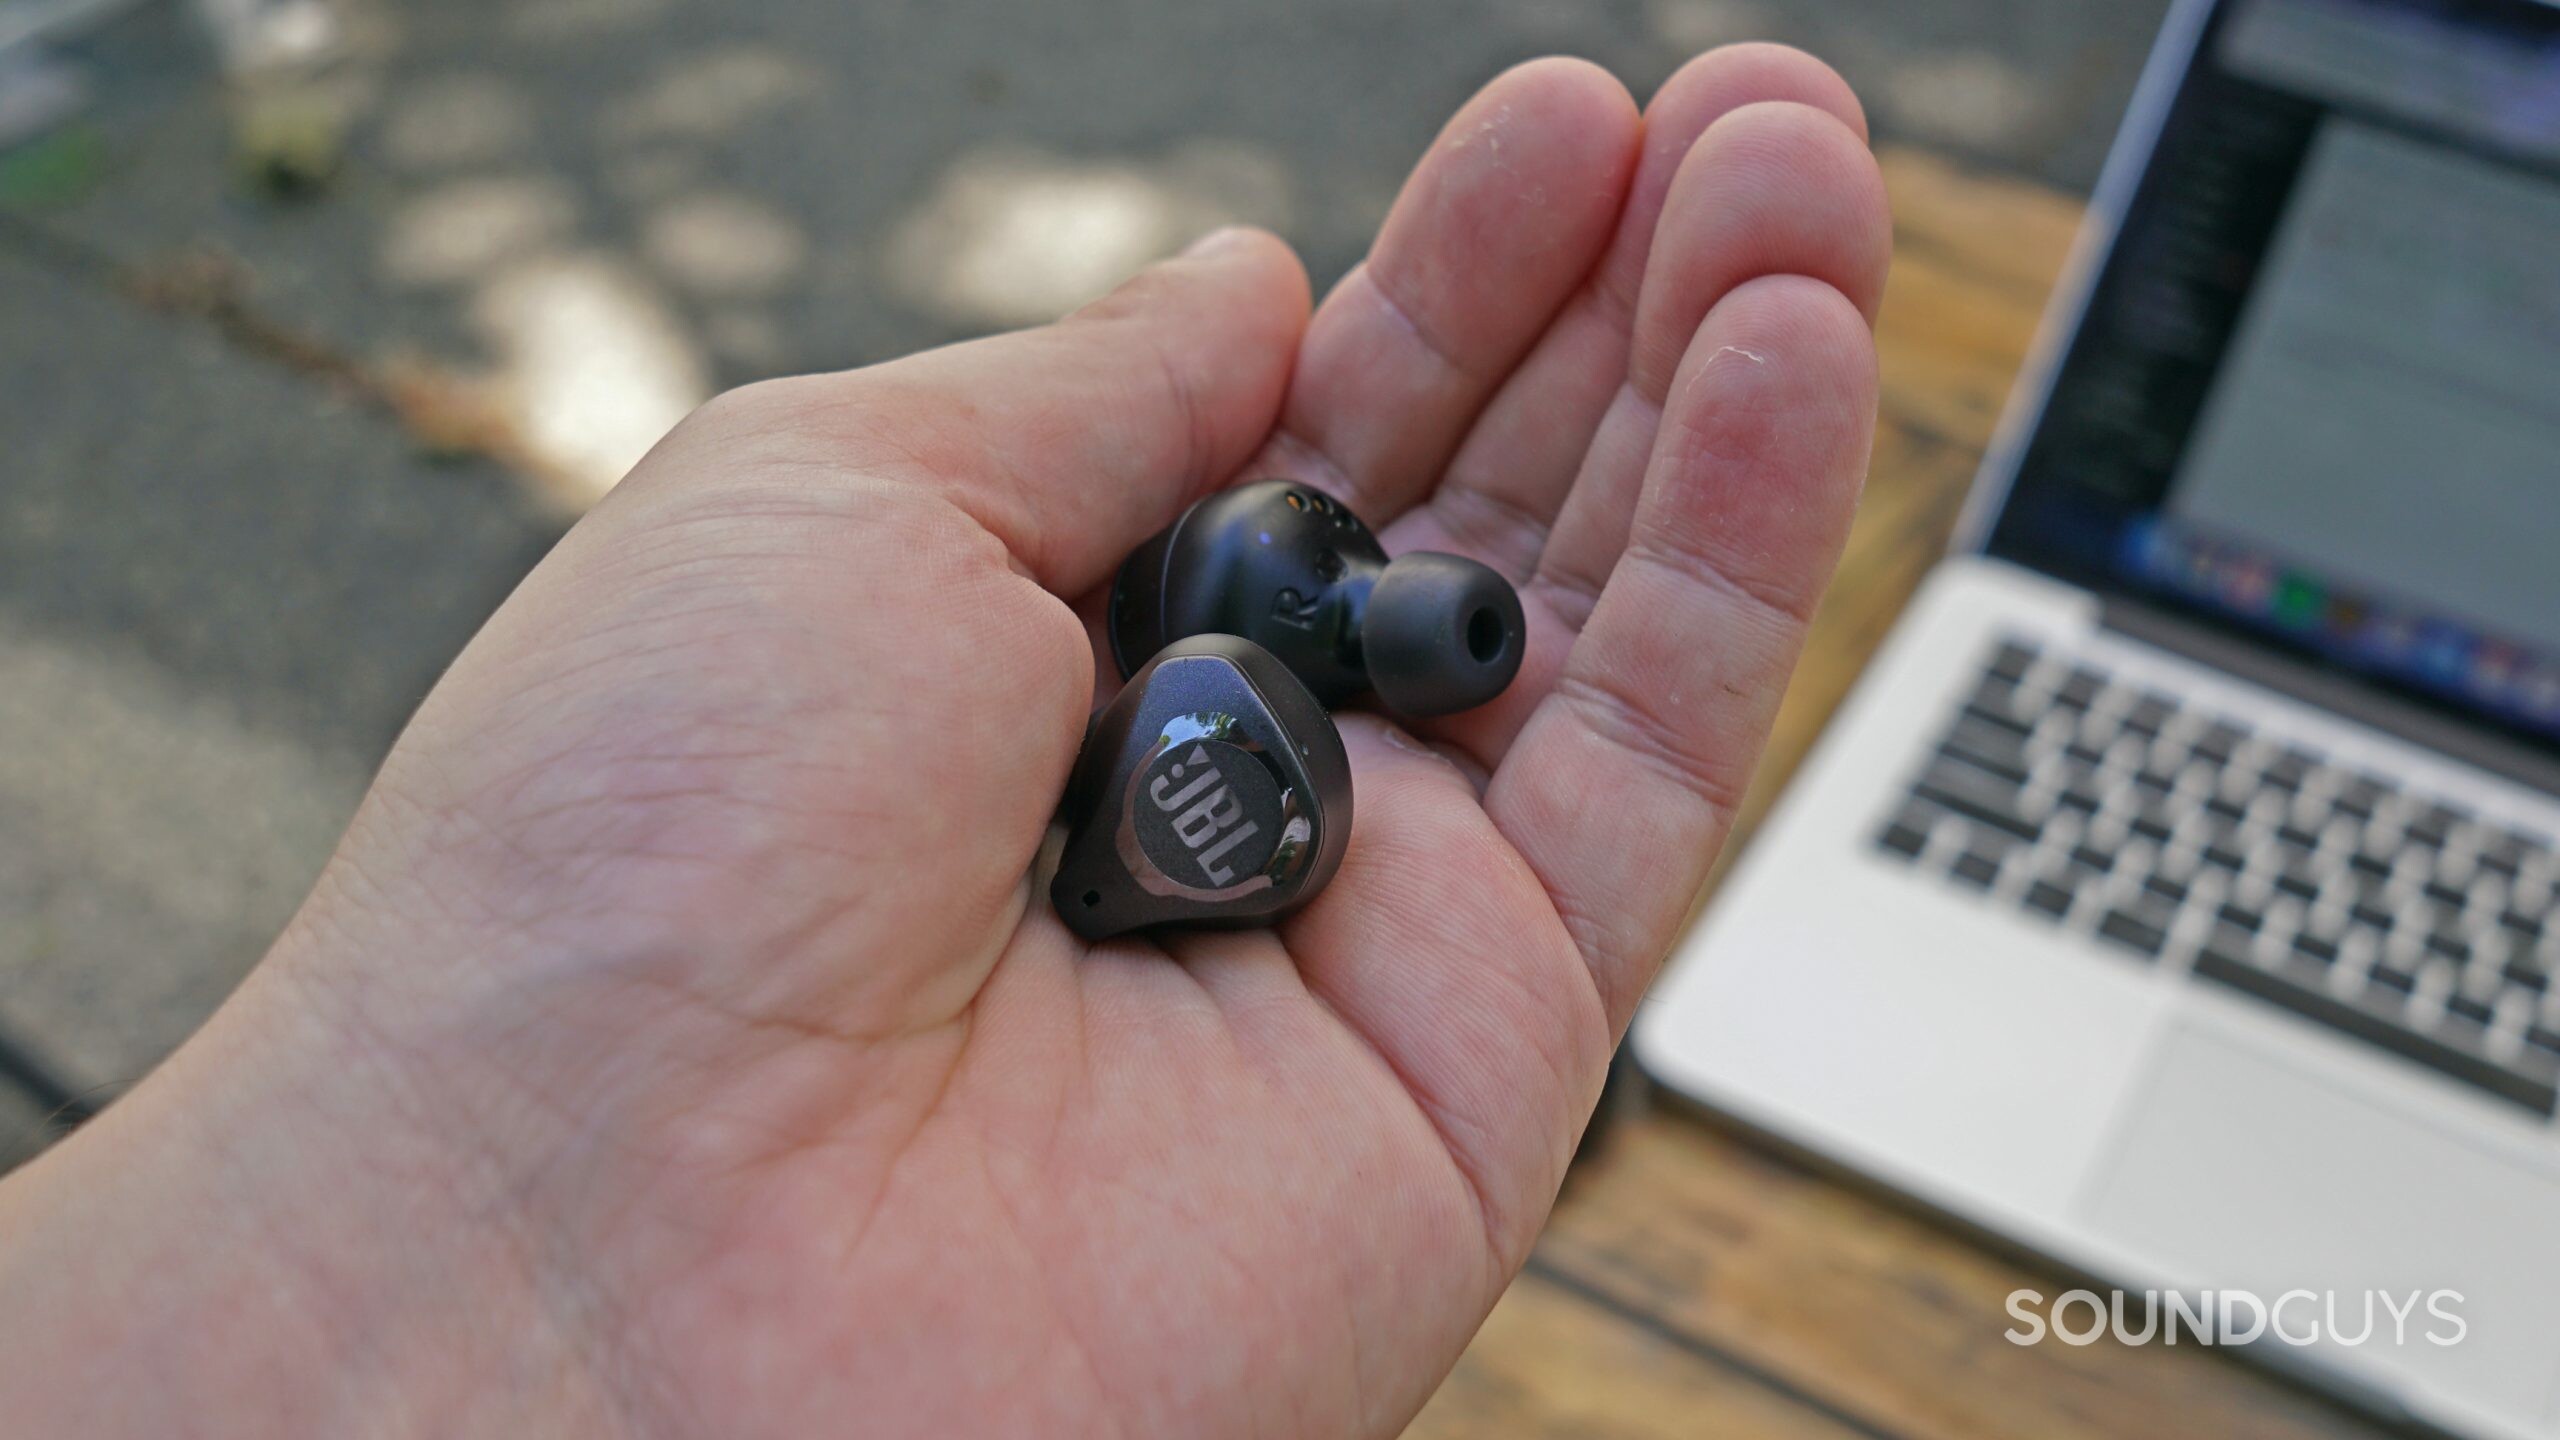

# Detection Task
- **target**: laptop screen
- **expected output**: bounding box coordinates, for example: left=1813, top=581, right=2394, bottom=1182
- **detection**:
left=1985, top=0, right=2560, bottom=749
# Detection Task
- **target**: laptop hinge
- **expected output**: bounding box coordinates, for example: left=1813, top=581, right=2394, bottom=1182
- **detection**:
left=2100, top=596, right=2560, bottom=801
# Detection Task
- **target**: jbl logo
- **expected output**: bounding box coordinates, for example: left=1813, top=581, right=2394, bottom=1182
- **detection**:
left=1149, top=744, right=1263, bottom=885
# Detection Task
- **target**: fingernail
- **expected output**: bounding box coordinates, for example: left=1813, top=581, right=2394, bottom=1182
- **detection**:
left=1379, top=721, right=1491, bottom=793
left=1182, top=226, right=1252, bottom=259
left=1378, top=722, right=1442, bottom=761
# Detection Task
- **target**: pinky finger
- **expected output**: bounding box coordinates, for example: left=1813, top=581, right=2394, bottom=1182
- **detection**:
left=1483, top=274, right=1877, bottom=1029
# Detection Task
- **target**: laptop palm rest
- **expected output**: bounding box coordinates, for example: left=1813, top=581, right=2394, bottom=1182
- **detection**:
left=2080, top=1021, right=2560, bottom=1429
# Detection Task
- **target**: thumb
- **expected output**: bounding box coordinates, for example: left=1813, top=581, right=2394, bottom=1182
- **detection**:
left=335, top=231, right=1308, bottom=1047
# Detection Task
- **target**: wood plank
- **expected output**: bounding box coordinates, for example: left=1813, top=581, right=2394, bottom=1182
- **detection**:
left=1536, top=1116, right=2389, bottom=1440
left=1408, top=1265, right=1881, bottom=1440
left=1426, top=149, right=2388, bottom=1438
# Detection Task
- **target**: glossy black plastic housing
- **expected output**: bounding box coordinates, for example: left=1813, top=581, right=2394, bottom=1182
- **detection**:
left=1052, top=635, right=1352, bottom=940
left=1108, top=480, right=1526, bottom=717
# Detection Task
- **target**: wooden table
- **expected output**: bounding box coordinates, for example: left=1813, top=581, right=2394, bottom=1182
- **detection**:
left=1406, top=151, right=2395, bottom=1440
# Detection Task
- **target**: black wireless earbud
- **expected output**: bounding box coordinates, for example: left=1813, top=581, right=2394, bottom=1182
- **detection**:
left=1108, top=480, right=1526, bottom=718
left=1053, top=634, right=1352, bottom=939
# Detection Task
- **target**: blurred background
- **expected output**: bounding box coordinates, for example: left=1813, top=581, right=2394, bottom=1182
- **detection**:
left=0, top=0, right=2166, bottom=1156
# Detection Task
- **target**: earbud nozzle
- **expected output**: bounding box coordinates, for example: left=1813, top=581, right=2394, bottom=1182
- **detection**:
left=1361, top=552, right=1527, bottom=717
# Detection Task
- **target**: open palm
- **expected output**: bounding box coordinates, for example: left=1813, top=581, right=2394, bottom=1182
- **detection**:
left=6, top=45, right=1889, bottom=1440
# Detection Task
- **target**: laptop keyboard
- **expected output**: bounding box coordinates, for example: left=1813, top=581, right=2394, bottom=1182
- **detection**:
left=1874, top=636, right=2560, bottom=1118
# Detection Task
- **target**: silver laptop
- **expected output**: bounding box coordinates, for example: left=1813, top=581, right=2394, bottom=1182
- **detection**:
left=1635, top=0, right=2560, bottom=1434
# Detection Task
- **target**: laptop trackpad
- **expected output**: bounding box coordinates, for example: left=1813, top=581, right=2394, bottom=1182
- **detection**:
left=2080, top=1022, right=2560, bottom=1429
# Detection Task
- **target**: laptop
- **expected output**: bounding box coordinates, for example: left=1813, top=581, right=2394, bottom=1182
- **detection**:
left=1633, top=0, right=2560, bottom=1434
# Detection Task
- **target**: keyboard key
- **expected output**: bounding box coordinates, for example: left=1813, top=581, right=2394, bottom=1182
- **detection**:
left=2446, top=993, right=2497, bottom=1028
left=1941, top=715, right=2032, bottom=783
left=2406, top=803, right=2467, bottom=848
left=1962, top=689, right=2031, bottom=736
left=1877, top=820, right=1929, bottom=860
left=2332, top=774, right=2389, bottom=821
left=2054, top=666, right=2107, bottom=710
left=1986, top=640, right=2038, bottom=682
left=2262, top=747, right=2318, bottom=791
left=2192, top=721, right=2246, bottom=765
left=1912, top=759, right=2040, bottom=844
left=1950, top=850, right=2003, bottom=890
left=2219, top=901, right=2264, bottom=933
left=2455, top=960, right=2509, bottom=1004
left=2480, top=828, right=2546, bottom=878
left=2097, top=907, right=2169, bottom=959
left=2121, top=693, right=2178, bottom=739
left=2056, top=751, right=2104, bottom=785
left=2191, top=948, right=2557, bottom=1115
left=2024, top=879, right=2076, bottom=920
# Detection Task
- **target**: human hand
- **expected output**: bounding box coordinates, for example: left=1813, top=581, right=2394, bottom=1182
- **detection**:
left=0, top=47, right=1887, bottom=1440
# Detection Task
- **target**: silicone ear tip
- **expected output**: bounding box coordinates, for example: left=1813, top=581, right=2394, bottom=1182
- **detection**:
left=1361, top=552, right=1527, bottom=716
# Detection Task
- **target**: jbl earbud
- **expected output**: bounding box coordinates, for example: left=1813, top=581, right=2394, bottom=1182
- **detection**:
left=1053, top=634, right=1352, bottom=939
left=1108, top=480, right=1526, bottom=718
